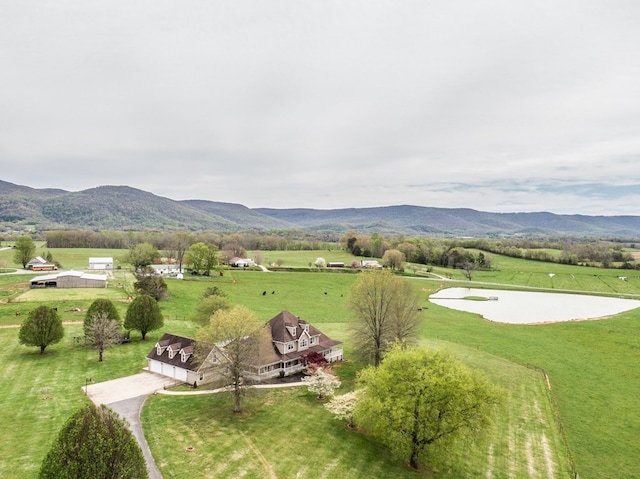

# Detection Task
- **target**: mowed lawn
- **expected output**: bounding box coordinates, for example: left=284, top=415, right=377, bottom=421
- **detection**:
left=143, top=336, right=572, bottom=479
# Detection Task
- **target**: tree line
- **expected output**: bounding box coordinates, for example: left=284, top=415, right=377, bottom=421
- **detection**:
left=43, top=229, right=338, bottom=252
left=341, top=231, right=639, bottom=270
left=34, top=229, right=640, bottom=272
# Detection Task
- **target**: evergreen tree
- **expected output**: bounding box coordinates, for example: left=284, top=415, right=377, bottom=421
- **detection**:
left=39, top=403, right=147, bottom=478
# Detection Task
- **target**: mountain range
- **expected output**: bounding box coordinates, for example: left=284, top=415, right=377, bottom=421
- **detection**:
left=1, top=180, right=639, bottom=238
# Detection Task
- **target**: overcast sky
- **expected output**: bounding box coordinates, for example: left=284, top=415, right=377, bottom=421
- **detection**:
left=1, top=1, right=639, bottom=215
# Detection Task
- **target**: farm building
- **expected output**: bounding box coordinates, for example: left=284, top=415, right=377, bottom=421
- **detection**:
left=149, top=264, right=182, bottom=276
left=26, top=256, right=57, bottom=271
left=228, top=257, right=256, bottom=267
left=89, top=257, right=114, bottom=270
left=30, top=271, right=108, bottom=288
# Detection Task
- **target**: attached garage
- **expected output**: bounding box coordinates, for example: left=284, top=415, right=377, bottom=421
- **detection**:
left=146, top=333, right=222, bottom=386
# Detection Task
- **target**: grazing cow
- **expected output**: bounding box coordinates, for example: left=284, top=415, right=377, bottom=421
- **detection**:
left=15, top=311, right=21, bottom=316
left=262, top=291, right=267, bottom=296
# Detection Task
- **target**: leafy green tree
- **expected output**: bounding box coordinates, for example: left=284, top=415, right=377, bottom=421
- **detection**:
left=39, top=403, right=147, bottom=478
left=19, top=306, right=64, bottom=354
left=201, top=286, right=228, bottom=299
left=134, top=268, right=168, bottom=301
left=196, top=305, right=270, bottom=413
left=355, top=346, right=501, bottom=470
left=347, top=269, right=422, bottom=366
left=84, top=299, right=121, bottom=337
left=124, top=294, right=164, bottom=340
left=13, top=235, right=36, bottom=268
left=381, top=249, right=405, bottom=270
left=193, top=295, right=232, bottom=325
left=126, top=242, right=158, bottom=270
left=186, top=242, right=219, bottom=275
left=85, top=312, right=122, bottom=362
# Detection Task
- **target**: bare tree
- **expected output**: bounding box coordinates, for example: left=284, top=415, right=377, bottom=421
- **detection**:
left=461, top=260, right=477, bottom=281
left=347, top=270, right=423, bottom=366
left=85, top=312, right=122, bottom=362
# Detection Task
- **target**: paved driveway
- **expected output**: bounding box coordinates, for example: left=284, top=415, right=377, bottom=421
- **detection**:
left=85, top=371, right=175, bottom=405
left=85, top=371, right=176, bottom=479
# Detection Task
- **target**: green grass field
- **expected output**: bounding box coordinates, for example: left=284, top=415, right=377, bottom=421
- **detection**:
left=1, top=247, right=639, bottom=477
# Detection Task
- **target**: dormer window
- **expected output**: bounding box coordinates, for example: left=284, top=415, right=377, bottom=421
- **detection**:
left=286, top=325, right=297, bottom=337
left=168, top=349, right=175, bottom=359
left=181, top=351, right=191, bottom=363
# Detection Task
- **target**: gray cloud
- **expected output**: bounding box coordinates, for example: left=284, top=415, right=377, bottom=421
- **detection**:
left=1, top=0, right=639, bottom=215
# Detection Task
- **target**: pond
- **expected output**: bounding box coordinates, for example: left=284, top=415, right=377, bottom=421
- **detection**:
left=428, top=287, right=640, bottom=324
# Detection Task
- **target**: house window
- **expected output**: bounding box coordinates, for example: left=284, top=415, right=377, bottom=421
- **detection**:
left=309, top=337, right=316, bottom=344
left=300, top=339, right=307, bottom=348
left=287, top=343, right=294, bottom=351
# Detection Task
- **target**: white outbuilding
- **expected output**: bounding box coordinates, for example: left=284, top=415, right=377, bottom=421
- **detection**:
left=89, top=257, right=114, bottom=270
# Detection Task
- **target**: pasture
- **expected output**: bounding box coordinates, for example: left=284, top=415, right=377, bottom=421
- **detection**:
left=0, top=247, right=638, bottom=478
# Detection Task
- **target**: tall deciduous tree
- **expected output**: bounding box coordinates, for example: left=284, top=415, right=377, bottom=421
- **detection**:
left=124, top=294, right=164, bottom=340
left=347, top=269, right=422, bottom=366
left=196, top=305, right=270, bottom=413
left=13, top=235, right=36, bottom=268
left=126, top=242, right=158, bottom=270
left=85, top=312, right=122, bottom=362
left=19, top=306, right=64, bottom=354
left=382, top=249, right=405, bottom=271
left=169, top=231, right=192, bottom=273
left=187, top=242, right=219, bottom=275
left=84, top=299, right=121, bottom=337
left=134, top=269, right=169, bottom=301
left=355, top=347, right=501, bottom=470
left=39, top=403, right=147, bottom=478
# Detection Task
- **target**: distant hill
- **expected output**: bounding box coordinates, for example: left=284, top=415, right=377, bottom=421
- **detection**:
left=1, top=179, right=639, bottom=237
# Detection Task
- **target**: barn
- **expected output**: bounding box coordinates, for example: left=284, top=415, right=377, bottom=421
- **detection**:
left=30, top=271, right=108, bottom=288
left=89, top=257, right=114, bottom=270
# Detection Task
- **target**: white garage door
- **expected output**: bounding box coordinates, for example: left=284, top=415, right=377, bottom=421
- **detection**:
left=149, top=360, right=162, bottom=374
left=160, top=363, right=188, bottom=382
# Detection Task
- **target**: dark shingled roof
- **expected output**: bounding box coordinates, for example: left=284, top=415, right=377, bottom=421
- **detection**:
left=146, top=333, right=202, bottom=372
left=266, top=310, right=342, bottom=358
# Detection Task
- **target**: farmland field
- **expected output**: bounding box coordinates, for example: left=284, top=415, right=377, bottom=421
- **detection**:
left=0, top=247, right=639, bottom=478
